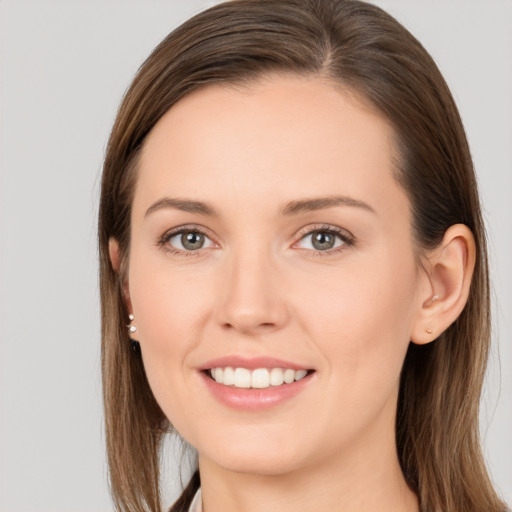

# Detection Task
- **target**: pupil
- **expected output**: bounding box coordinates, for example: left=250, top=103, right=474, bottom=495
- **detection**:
left=182, top=232, right=204, bottom=250
left=312, top=231, right=334, bottom=250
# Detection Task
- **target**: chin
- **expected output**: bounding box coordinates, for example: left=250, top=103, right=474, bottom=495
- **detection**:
left=209, top=451, right=304, bottom=477
left=195, top=428, right=310, bottom=476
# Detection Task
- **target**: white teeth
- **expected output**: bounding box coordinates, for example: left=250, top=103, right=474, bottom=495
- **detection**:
left=214, top=367, right=223, bottom=383
left=283, top=369, right=295, bottom=384
left=251, top=368, right=270, bottom=389
left=233, top=368, right=251, bottom=388
left=270, top=367, right=284, bottom=386
left=294, top=369, right=308, bottom=381
left=223, top=366, right=235, bottom=386
left=209, top=367, right=310, bottom=389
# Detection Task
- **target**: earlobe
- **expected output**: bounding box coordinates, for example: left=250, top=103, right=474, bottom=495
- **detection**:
left=411, top=224, right=476, bottom=345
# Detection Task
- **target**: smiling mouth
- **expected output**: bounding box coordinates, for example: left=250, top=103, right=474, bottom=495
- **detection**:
left=206, top=367, right=314, bottom=389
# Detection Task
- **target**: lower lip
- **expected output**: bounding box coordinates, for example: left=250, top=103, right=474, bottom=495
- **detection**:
left=200, top=371, right=314, bottom=411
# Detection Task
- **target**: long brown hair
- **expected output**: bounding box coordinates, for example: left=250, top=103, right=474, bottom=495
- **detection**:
left=98, top=1, right=507, bottom=511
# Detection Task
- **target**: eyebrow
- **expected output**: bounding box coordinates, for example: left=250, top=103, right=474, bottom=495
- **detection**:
left=145, top=197, right=216, bottom=217
left=144, top=195, right=376, bottom=218
left=281, top=196, right=375, bottom=216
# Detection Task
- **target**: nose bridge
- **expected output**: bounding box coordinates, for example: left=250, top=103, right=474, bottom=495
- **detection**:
left=216, top=237, right=289, bottom=334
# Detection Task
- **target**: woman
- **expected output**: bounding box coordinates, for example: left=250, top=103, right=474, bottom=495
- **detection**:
left=98, top=0, right=508, bottom=511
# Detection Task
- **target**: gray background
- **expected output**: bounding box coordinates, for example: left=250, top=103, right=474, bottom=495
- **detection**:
left=0, top=1, right=510, bottom=510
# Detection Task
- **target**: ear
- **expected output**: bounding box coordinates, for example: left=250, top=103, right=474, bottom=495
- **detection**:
left=108, top=237, right=134, bottom=316
left=410, top=224, right=476, bottom=345
left=109, top=237, right=122, bottom=273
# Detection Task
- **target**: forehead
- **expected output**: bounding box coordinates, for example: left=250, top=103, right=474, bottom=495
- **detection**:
left=135, top=74, right=405, bottom=218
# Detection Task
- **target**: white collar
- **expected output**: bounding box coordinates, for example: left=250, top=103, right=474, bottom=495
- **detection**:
left=188, top=487, right=202, bottom=512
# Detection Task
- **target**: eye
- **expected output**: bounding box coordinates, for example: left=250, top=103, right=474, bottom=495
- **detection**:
left=160, top=226, right=216, bottom=254
left=295, top=225, right=354, bottom=254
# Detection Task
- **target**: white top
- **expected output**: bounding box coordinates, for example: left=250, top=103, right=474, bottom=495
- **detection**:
left=188, top=487, right=202, bottom=512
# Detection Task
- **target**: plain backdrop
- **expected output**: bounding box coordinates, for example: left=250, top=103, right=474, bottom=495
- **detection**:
left=0, top=1, right=510, bottom=511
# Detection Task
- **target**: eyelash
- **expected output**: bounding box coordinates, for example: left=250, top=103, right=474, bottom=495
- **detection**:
left=157, top=223, right=355, bottom=258
left=158, top=225, right=213, bottom=258
left=295, top=224, right=355, bottom=257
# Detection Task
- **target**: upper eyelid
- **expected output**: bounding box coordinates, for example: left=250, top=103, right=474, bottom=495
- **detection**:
left=161, top=224, right=214, bottom=240
left=296, top=224, right=353, bottom=240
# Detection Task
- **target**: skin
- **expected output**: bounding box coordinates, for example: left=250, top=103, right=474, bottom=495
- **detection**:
left=110, top=74, right=475, bottom=512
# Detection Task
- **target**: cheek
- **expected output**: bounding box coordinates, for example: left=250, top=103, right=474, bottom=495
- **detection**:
left=128, top=245, right=215, bottom=342
left=297, top=252, right=418, bottom=394
left=127, top=266, right=218, bottom=440
left=126, top=252, right=216, bottom=408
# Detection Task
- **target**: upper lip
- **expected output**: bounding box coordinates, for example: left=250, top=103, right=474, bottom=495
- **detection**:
left=198, top=356, right=313, bottom=371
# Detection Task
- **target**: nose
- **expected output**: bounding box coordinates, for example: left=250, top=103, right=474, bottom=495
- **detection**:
left=215, top=246, right=290, bottom=335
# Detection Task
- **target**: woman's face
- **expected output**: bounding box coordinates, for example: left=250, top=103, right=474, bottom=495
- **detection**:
left=126, top=75, right=427, bottom=476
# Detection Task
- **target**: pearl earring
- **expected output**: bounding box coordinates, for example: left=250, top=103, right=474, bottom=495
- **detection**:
left=128, top=314, right=137, bottom=333
left=425, top=327, right=433, bottom=335
left=127, top=314, right=140, bottom=353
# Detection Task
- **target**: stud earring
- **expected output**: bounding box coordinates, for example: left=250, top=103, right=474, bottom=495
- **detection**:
left=127, top=314, right=140, bottom=353
left=425, top=327, right=433, bottom=335
left=127, top=314, right=137, bottom=333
